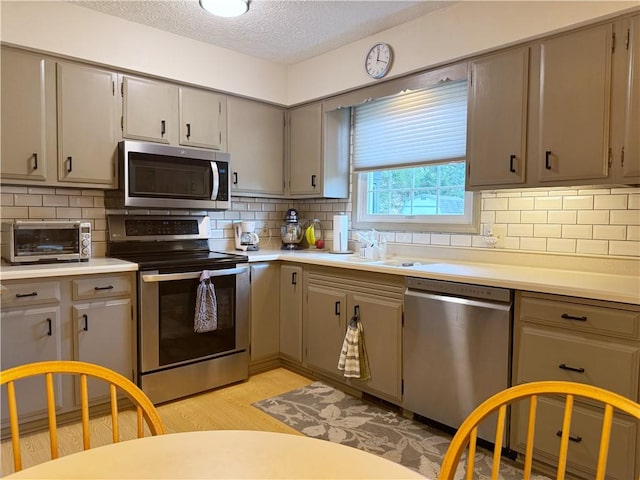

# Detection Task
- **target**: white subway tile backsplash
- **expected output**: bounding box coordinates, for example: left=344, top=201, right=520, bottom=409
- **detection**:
left=563, top=195, right=594, bottom=210
left=561, top=224, right=592, bottom=239
left=507, top=224, right=533, bottom=237
left=520, top=237, right=547, bottom=251
left=508, top=197, right=534, bottom=210
left=548, top=210, right=577, bottom=224
left=534, top=196, right=563, bottom=210
left=609, top=241, right=640, bottom=257
left=576, top=239, right=609, bottom=255
left=483, top=198, right=509, bottom=210
left=1, top=184, right=638, bottom=259
left=547, top=238, right=576, bottom=253
left=534, top=224, right=562, bottom=238
left=594, top=195, right=627, bottom=210
left=610, top=210, right=640, bottom=225
left=521, top=210, right=547, bottom=224
left=495, top=210, right=520, bottom=224
left=577, top=210, right=609, bottom=224
left=593, top=225, right=626, bottom=240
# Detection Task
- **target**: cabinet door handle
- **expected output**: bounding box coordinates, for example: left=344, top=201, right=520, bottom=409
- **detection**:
left=186, top=123, right=191, bottom=139
left=233, top=172, right=238, bottom=185
left=509, top=154, right=516, bottom=173
left=94, top=285, right=114, bottom=291
left=33, top=153, right=38, bottom=170
left=561, top=313, right=587, bottom=322
left=335, top=301, right=340, bottom=316
left=291, top=272, right=297, bottom=285
left=83, top=314, right=89, bottom=332
left=556, top=430, right=582, bottom=443
left=46, top=318, right=52, bottom=336
left=15, top=291, right=37, bottom=298
left=67, top=156, right=73, bottom=173
left=311, top=175, right=317, bottom=188
left=545, top=151, right=552, bottom=170
left=558, top=363, right=585, bottom=373
left=161, top=120, right=166, bottom=136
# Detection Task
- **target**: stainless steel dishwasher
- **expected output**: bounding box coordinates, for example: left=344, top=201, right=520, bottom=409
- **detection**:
left=403, top=277, right=513, bottom=446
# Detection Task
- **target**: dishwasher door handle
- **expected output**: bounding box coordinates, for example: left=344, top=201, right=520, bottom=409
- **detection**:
left=405, top=289, right=512, bottom=311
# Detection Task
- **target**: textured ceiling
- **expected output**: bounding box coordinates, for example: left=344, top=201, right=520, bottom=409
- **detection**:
left=70, top=1, right=450, bottom=65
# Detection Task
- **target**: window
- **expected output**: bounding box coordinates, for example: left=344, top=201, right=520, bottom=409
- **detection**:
left=352, top=79, right=478, bottom=233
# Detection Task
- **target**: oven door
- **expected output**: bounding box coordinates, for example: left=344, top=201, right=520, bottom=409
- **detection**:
left=138, top=266, right=249, bottom=374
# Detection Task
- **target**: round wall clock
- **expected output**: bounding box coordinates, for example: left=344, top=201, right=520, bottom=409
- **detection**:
left=364, top=43, right=393, bottom=79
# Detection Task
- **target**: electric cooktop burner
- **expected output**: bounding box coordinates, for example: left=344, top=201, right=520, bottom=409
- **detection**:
left=106, top=215, right=248, bottom=270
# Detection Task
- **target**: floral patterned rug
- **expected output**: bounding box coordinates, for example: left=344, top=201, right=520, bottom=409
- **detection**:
left=254, top=381, right=550, bottom=480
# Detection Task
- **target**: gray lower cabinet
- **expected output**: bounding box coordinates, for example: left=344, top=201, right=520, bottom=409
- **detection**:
left=303, top=267, right=404, bottom=403
left=279, top=264, right=303, bottom=362
left=512, top=291, right=640, bottom=479
left=249, top=263, right=280, bottom=365
left=0, top=272, right=135, bottom=429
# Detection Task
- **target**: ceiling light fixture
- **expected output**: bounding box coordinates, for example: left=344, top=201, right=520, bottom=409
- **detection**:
left=199, top=0, right=249, bottom=18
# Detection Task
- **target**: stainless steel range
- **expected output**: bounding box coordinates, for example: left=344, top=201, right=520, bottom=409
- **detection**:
left=107, top=215, right=249, bottom=404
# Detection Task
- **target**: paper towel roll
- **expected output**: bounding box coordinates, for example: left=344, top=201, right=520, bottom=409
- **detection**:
left=332, top=214, right=348, bottom=252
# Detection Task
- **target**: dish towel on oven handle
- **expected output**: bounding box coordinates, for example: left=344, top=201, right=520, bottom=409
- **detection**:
left=194, top=271, right=218, bottom=333
left=337, top=308, right=371, bottom=380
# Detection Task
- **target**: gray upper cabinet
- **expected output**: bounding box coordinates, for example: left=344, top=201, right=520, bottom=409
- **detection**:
left=466, top=47, right=529, bottom=189
left=287, top=103, right=349, bottom=198
left=56, top=62, right=120, bottom=186
left=535, top=23, right=613, bottom=184
left=178, top=87, right=227, bottom=151
left=228, top=96, right=285, bottom=196
left=1, top=48, right=55, bottom=183
left=612, top=15, right=640, bottom=183
left=122, top=76, right=178, bottom=145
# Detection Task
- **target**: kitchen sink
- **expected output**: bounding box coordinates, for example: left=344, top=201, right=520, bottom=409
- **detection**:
left=374, top=259, right=427, bottom=267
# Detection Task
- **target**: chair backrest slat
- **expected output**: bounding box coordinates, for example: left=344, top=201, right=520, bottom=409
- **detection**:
left=80, top=373, right=91, bottom=450
left=0, top=360, right=165, bottom=474
left=595, top=403, right=614, bottom=480
left=437, top=381, right=640, bottom=480
left=523, top=394, right=538, bottom=480
left=465, top=428, right=477, bottom=480
left=6, top=380, right=22, bottom=472
left=110, top=383, right=119, bottom=444
left=490, top=404, right=507, bottom=480
left=45, top=372, right=59, bottom=460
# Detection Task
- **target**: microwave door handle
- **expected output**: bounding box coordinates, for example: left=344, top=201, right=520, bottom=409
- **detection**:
left=141, top=266, right=248, bottom=283
left=210, top=161, right=220, bottom=201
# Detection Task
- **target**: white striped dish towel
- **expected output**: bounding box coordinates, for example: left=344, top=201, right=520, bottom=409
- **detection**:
left=194, top=271, right=218, bottom=333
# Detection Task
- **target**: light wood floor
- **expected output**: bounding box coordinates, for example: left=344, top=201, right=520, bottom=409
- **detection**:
left=1, top=368, right=313, bottom=477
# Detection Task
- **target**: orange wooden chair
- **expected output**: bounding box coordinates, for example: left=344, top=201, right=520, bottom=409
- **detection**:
left=1, top=360, right=166, bottom=472
left=438, top=381, right=640, bottom=480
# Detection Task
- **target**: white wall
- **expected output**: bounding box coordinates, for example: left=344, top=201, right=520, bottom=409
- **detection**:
left=286, top=1, right=639, bottom=104
left=1, top=1, right=638, bottom=106
left=0, top=0, right=289, bottom=104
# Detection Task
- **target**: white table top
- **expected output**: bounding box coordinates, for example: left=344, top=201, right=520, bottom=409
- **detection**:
left=6, top=430, right=424, bottom=479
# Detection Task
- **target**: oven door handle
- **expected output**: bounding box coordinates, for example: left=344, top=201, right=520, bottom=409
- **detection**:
left=141, top=266, right=248, bottom=283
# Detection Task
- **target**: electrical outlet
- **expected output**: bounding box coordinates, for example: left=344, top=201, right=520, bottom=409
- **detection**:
left=261, top=225, right=270, bottom=235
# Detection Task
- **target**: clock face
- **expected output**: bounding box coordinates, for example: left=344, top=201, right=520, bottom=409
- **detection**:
left=365, top=43, right=393, bottom=79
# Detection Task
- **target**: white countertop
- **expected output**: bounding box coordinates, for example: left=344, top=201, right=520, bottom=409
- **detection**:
left=243, top=249, right=640, bottom=306
left=1, top=250, right=638, bottom=305
left=0, top=257, right=137, bottom=281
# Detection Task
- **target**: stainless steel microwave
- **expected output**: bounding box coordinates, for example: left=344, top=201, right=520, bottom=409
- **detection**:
left=1, top=220, right=92, bottom=264
left=106, top=141, right=231, bottom=210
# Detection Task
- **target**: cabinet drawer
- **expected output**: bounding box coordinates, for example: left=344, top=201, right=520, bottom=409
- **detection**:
left=72, top=274, right=132, bottom=300
left=520, top=296, right=639, bottom=339
left=518, top=326, right=639, bottom=400
left=512, top=396, right=638, bottom=480
left=1, top=281, right=60, bottom=306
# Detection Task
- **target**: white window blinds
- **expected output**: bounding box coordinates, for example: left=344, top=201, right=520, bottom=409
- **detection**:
left=352, top=80, right=468, bottom=172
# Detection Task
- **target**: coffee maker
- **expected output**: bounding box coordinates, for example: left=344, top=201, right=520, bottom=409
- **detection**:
left=234, top=221, right=260, bottom=251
